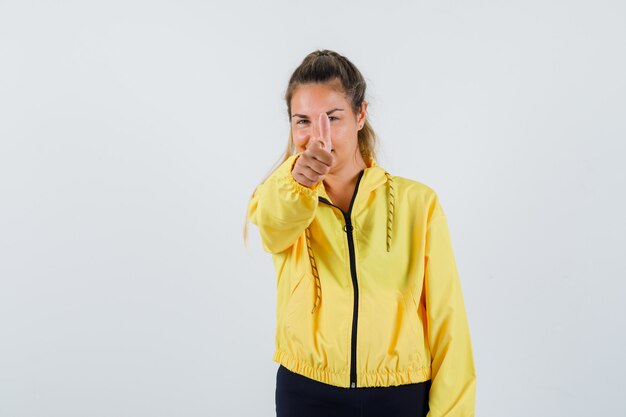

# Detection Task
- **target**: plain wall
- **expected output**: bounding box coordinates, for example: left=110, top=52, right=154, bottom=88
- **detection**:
left=1, top=0, right=624, bottom=416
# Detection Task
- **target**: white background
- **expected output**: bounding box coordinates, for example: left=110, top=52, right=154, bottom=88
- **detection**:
left=1, top=1, right=625, bottom=416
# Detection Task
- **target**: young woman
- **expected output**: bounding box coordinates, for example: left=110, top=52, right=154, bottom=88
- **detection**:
left=245, top=49, right=476, bottom=417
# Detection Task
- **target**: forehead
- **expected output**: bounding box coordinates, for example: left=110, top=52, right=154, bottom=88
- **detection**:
left=291, top=82, right=349, bottom=114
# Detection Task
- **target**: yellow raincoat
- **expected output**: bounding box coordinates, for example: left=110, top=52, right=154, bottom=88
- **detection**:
left=247, top=152, right=476, bottom=416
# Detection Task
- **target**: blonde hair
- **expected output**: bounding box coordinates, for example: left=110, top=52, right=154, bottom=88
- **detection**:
left=243, top=49, right=380, bottom=247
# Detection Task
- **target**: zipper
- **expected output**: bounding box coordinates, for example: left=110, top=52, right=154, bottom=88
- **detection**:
left=318, top=169, right=365, bottom=389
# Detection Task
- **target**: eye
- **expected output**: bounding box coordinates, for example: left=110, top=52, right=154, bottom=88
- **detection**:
left=294, top=116, right=338, bottom=125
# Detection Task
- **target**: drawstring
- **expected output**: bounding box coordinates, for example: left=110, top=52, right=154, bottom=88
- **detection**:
left=385, top=172, right=395, bottom=253
left=307, top=169, right=395, bottom=314
left=306, top=226, right=322, bottom=314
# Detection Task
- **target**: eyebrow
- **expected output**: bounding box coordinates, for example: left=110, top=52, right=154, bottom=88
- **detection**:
left=291, top=108, right=344, bottom=118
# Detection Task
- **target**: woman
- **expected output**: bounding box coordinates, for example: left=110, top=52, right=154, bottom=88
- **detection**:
left=244, top=49, right=476, bottom=417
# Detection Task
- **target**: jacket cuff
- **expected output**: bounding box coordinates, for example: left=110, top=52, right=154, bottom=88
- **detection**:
left=269, top=152, right=324, bottom=197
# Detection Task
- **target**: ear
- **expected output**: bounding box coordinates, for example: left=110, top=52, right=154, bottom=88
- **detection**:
left=357, top=100, right=368, bottom=129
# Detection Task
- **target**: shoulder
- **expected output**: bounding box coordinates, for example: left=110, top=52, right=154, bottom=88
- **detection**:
left=385, top=173, right=445, bottom=220
left=387, top=173, right=438, bottom=201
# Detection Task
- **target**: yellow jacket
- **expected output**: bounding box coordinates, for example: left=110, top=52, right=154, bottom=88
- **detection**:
left=247, top=152, right=476, bottom=416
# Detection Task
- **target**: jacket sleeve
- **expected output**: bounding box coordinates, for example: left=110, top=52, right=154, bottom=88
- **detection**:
left=246, top=152, right=323, bottom=254
left=424, top=198, right=476, bottom=417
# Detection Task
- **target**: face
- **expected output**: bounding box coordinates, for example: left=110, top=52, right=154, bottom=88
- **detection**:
left=290, top=80, right=367, bottom=170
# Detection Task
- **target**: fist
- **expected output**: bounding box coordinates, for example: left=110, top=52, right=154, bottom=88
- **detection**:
left=291, top=112, right=335, bottom=187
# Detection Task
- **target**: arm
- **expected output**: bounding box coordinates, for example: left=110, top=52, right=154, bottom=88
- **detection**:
left=424, top=197, right=477, bottom=417
left=246, top=152, right=322, bottom=254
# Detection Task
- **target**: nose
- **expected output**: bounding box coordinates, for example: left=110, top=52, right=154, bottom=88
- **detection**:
left=310, top=118, right=321, bottom=138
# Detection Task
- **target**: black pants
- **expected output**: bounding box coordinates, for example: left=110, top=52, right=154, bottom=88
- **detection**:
left=275, top=365, right=431, bottom=417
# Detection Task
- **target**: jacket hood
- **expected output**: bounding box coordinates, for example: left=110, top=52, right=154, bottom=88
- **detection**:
left=307, top=154, right=395, bottom=314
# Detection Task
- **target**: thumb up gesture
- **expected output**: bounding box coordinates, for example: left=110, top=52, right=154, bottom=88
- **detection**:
left=291, top=112, right=335, bottom=188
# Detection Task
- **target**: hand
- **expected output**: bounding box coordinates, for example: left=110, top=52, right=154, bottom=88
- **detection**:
left=291, top=112, right=335, bottom=188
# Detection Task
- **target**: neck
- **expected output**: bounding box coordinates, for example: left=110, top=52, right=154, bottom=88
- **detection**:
left=323, top=152, right=368, bottom=191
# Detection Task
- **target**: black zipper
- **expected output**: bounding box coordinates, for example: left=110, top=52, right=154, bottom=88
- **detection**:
left=318, top=169, right=365, bottom=388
